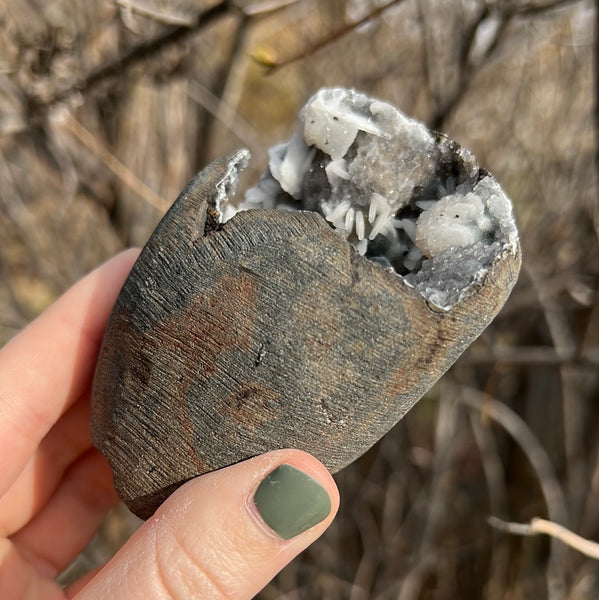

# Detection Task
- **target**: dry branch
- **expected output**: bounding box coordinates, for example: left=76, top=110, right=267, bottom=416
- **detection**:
left=456, top=386, right=568, bottom=599
left=241, top=0, right=300, bottom=16
left=19, top=1, right=233, bottom=129
left=54, top=109, right=169, bottom=212
left=187, top=80, right=264, bottom=157
left=489, top=516, right=599, bottom=560
left=463, top=345, right=599, bottom=367
left=457, top=387, right=568, bottom=526
left=260, top=0, right=406, bottom=72
left=115, top=0, right=197, bottom=27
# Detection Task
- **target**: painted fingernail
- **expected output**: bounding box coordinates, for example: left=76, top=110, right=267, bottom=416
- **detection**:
left=253, top=464, right=332, bottom=540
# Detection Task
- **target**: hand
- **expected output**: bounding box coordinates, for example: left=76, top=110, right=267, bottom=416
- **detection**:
left=0, top=250, right=339, bottom=599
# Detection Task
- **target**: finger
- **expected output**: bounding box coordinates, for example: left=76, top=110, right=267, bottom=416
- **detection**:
left=65, top=565, right=103, bottom=598
left=10, top=449, right=118, bottom=578
left=72, top=450, right=339, bottom=600
left=0, top=248, right=140, bottom=494
left=0, top=538, right=64, bottom=600
left=0, top=397, right=94, bottom=535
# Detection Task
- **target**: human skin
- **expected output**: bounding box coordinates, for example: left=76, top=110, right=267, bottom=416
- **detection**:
left=0, top=249, right=339, bottom=599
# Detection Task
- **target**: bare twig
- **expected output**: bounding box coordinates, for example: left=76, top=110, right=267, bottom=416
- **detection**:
left=524, top=265, right=578, bottom=360
left=14, top=1, right=233, bottom=131
left=115, top=0, right=196, bottom=27
left=54, top=108, right=169, bottom=212
left=350, top=505, right=380, bottom=600
left=525, top=262, right=590, bottom=532
left=489, top=516, right=599, bottom=560
left=428, top=0, right=586, bottom=130
left=0, top=147, right=67, bottom=293
left=397, top=555, right=437, bottom=600
left=193, top=12, right=250, bottom=169
left=456, top=386, right=568, bottom=600
left=516, top=0, right=586, bottom=17
left=457, top=387, right=568, bottom=527
left=188, top=80, right=263, bottom=157
left=240, top=0, right=300, bottom=16
left=397, top=390, right=459, bottom=600
left=428, top=7, right=513, bottom=130
left=262, top=0, right=406, bottom=72
left=463, top=345, right=599, bottom=367
left=469, top=413, right=510, bottom=600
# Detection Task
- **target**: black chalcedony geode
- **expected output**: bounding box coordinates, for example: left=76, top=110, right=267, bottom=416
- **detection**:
left=91, top=89, right=520, bottom=519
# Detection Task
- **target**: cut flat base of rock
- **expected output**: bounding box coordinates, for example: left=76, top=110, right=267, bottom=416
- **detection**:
left=91, top=88, right=521, bottom=519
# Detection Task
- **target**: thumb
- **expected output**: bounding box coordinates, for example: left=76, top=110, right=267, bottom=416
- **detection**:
left=75, top=450, right=339, bottom=599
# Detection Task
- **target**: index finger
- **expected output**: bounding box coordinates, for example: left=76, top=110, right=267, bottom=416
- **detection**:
left=0, top=249, right=139, bottom=494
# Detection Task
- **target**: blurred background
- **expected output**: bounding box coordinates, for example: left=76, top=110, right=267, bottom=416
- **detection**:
left=1, top=0, right=598, bottom=597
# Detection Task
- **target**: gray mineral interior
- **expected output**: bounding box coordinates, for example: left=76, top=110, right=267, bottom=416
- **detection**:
left=221, top=88, right=518, bottom=311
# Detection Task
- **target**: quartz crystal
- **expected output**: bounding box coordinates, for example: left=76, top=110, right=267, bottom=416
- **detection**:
left=234, top=88, right=518, bottom=310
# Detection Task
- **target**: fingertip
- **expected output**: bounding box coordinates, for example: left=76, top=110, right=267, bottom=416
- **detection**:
left=101, top=247, right=141, bottom=276
left=0, top=247, right=143, bottom=496
left=76, top=450, right=338, bottom=600
left=247, top=449, right=340, bottom=541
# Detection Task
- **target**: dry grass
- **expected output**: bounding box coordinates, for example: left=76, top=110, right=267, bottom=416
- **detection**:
left=1, top=0, right=598, bottom=597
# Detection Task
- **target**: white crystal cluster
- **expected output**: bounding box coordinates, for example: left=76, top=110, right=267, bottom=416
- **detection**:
left=235, top=88, right=518, bottom=309
left=415, top=191, right=493, bottom=258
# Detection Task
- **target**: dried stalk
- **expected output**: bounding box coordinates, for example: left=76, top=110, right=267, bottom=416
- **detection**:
left=262, top=0, right=406, bottom=72
left=192, top=11, right=250, bottom=169
left=187, top=80, right=264, bottom=157
left=457, top=386, right=568, bottom=599
left=240, top=0, right=300, bottom=16
left=463, top=346, right=599, bottom=367
left=55, top=109, right=169, bottom=213
left=115, top=0, right=196, bottom=27
left=457, top=387, right=568, bottom=527
left=469, top=412, right=510, bottom=600
left=489, top=516, right=599, bottom=561
left=397, top=391, right=460, bottom=600
left=525, top=262, right=589, bottom=530
left=18, top=1, right=233, bottom=130
left=0, top=147, right=67, bottom=293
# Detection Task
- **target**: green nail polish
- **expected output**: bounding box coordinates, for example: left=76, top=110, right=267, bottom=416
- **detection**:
left=253, top=464, right=332, bottom=540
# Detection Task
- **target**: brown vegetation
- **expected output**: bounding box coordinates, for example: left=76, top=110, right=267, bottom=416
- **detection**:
left=1, top=0, right=598, bottom=597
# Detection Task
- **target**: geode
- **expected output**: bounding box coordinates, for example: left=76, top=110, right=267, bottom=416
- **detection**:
left=91, top=88, right=521, bottom=519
